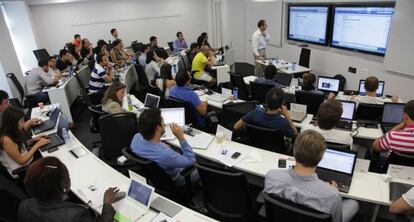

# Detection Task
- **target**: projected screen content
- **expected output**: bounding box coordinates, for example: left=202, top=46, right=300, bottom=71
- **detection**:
left=332, top=7, right=394, bottom=55
left=318, top=149, right=355, bottom=174
left=317, top=77, right=340, bottom=92
left=288, top=6, right=329, bottom=44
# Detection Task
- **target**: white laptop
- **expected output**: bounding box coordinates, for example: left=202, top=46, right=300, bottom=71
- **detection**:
left=115, top=178, right=155, bottom=220
left=289, top=103, right=307, bottom=123
left=208, top=88, right=232, bottom=103
left=161, top=108, right=185, bottom=140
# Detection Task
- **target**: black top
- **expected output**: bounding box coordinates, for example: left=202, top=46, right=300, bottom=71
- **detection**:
left=301, top=84, right=316, bottom=91
left=56, top=58, right=71, bottom=71
left=81, top=47, right=90, bottom=59
left=19, top=199, right=116, bottom=222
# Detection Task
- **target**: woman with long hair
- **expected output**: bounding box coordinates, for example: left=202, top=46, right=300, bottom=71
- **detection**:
left=0, top=106, right=50, bottom=178
left=155, top=63, right=176, bottom=99
left=101, top=82, right=127, bottom=113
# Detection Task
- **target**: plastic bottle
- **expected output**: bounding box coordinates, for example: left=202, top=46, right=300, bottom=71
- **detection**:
left=127, top=95, right=133, bottom=111
left=173, top=64, right=177, bottom=74
left=62, top=128, right=70, bottom=142
left=233, top=87, right=239, bottom=100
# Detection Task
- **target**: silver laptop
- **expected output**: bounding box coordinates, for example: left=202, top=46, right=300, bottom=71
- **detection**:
left=136, top=93, right=160, bottom=111
left=289, top=103, right=307, bottom=123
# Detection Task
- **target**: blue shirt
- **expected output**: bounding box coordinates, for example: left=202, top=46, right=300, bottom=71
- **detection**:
left=254, top=77, right=285, bottom=88
left=131, top=133, right=195, bottom=179
left=169, top=86, right=205, bottom=125
left=173, top=39, right=188, bottom=53
left=138, top=54, right=147, bottom=67
left=242, top=107, right=294, bottom=138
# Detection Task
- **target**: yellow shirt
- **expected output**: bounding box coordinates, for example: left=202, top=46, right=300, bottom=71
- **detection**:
left=191, top=52, right=208, bottom=78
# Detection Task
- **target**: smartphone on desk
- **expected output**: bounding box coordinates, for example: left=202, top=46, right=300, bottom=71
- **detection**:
left=231, top=152, right=241, bottom=159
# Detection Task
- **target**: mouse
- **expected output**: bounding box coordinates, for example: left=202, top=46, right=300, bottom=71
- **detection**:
left=112, top=191, right=126, bottom=203
left=46, top=111, right=52, bottom=117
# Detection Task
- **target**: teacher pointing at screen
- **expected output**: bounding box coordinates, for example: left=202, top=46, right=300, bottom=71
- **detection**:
left=252, top=19, right=271, bottom=76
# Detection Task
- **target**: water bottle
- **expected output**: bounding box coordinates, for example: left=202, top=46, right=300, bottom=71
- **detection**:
left=68, top=66, right=73, bottom=77
left=173, top=64, right=177, bottom=74
left=233, top=87, right=239, bottom=100
left=292, top=63, right=296, bottom=71
left=275, top=56, right=280, bottom=64
left=62, top=128, right=70, bottom=142
left=127, top=95, right=133, bottom=111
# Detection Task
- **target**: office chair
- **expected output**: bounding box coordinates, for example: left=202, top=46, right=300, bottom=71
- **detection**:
left=250, top=81, right=275, bottom=104
left=295, top=90, right=325, bottom=115
left=182, top=54, right=191, bottom=72
left=121, top=148, right=195, bottom=204
left=190, top=71, right=209, bottom=87
left=274, top=72, right=293, bottom=87
left=177, top=58, right=186, bottom=72
left=87, top=105, right=107, bottom=148
left=167, top=42, right=174, bottom=52
left=299, top=48, right=311, bottom=68
left=133, top=64, right=159, bottom=102
left=5, top=73, right=37, bottom=108
left=244, top=122, right=288, bottom=154
left=195, top=162, right=260, bottom=222
left=334, top=74, right=346, bottom=92
left=376, top=151, right=414, bottom=173
left=230, top=73, right=250, bottom=100
left=98, top=112, right=139, bottom=175
left=32, top=49, right=50, bottom=62
left=0, top=173, right=28, bottom=222
left=356, top=103, right=384, bottom=121
left=263, top=192, right=332, bottom=222
left=326, top=142, right=350, bottom=151
left=235, top=62, right=255, bottom=77
left=220, top=101, right=257, bottom=131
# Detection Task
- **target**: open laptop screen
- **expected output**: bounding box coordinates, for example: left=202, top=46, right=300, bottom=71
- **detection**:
left=144, top=93, right=160, bottom=108
left=341, top=101, right=355, bottom=120
left=317, top=148, right=356, bottom=175
left=317, top=77, right=340, bottom=93
left=161, top=108, right=185, bottom=126
left=358, top=80, right=385, bottom=97
left=128, top=180, right=153, bottom=207
left=382, top=103, right=405, bottom=124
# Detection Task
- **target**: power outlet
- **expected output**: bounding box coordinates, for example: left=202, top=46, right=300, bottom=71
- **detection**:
left=348, top=67, right=357, bottom=74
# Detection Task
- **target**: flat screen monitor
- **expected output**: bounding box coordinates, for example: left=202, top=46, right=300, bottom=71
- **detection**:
left=331, top=6, right=394, bottom=56
left=358, top=80, right=385, bottom=97
left=288, top=5, right=330, bottom=45
left=317, top=76, right=340, bottom=93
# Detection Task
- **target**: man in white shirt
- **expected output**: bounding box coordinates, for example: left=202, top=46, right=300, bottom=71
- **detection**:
left=301, top=99, right=353, bottom=149
left=390, top=187, right=414, bottom=221
left=252, top=19, right=271, bottom=76
left=110, top=28, right=119, bottom=41
left=351, top=76, right=398, bottom=105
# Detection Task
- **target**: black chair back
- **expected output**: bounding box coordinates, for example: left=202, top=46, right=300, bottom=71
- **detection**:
left=250, top=81, right=274, bottom=104
left=166, top=97, right=194, bottom=125
left=386, top=151, right=414, bottom=168
left=274, top=73, right=293, bottom=87
left=295, top=90, right=325, bottom=115
left=230, top=73, right=249, bottom=100
left=182, top=54, right=191, bottom=71
left=263, top=192, right=332, bottom=222
left=177, top=59, right=186, bottom=72
left=235, top=62, right=255, bottom=77
left=0, top=173, right=28, bottom=222
left=134, top=64, right=150, bottom=90
left=88, top=105, right=107, bottom=133
left=195, top=163, right=253, bottom=221
left=245, top=122, right=287, bottom=154
left=334, top=74, right=346, bottom=91
left=6, top=73, right=25, bottom=107
left=99, top=112, right=138, bottom=160
left=299, top=48, right=311, bottom=68
left=221, top=101, right=257, bottom=130
left=32, top=49, right=50, bottom=61
left=168, top=42, right=174, bottom=52
left=356, top=103, right=384, bottom=121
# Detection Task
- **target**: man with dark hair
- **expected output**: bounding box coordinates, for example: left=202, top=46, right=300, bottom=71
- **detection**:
left=234, top=87, right=297, bottom=138
left=138, top=44, right=149, bottom=67
left=149, top=36, right=159, bottom=49
left=252, top=19, right=271, bottom=76
left=26, top=59, right=58, bottom=105
left=302, top=72, right=316, bottom=91
left=56, top=49, right=74, bottom=72
left=131, top=108, right=198, bottom=185
left=188, top=42, right=199, bottom=64
left=72, top=34, right=81, bottom=48
left=265, top=130, right=359, bottom=222
left=191, top=45, right=216, bottom=85
left=170, top=70, right=208, bottom=126
left=110, top=39, right=129, bottom=66
left=110, top=28, right=118, bottom=40
left=352, top=76, right=398, bottom=104
left=89, top=54, right=113, bottom=103
left=372, top=100, right=414, bottom=155
left=173, top=31, right=188, bottom=53
left=302, top=99, right=353, bottom=148
left=254, top=64, right=284, bottom=87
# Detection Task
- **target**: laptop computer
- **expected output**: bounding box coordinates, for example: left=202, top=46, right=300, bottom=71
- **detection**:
left=39, top=112, right=69, bottom=152
left=358, top=80, right=385, bottom=97
left=208, top=93, right=228, bottom=103
left=381, top=102, right=405, bottom=133
left=289, top=103, right=307, bottom=123
left=32, top=107, right=61, bottom=135
left=161, top=108, right=186, bottom=141
left=336, top=101, right=356, bottom=131
left=135, top=93, right=161, bottom=111
left=116, top=178, right=155, bottom=221
left=317, top=76, right=340, bottom=95
left=316, top=148, right=358, bottom=193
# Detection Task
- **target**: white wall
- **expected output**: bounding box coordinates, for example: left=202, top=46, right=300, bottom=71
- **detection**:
left=29, top=0, right=210, bottom=55
left=226, top=0, right=414, bottom=101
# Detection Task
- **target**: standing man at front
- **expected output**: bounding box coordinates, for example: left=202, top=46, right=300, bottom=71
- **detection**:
left=252, top=19, right=271, bottom=77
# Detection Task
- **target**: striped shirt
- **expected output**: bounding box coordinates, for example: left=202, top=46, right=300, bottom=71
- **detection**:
left=379, top=124, right=414, bottom=154
left=265, top=169, right=342, bottom=222
left=89, top=63, right=108, bottom=93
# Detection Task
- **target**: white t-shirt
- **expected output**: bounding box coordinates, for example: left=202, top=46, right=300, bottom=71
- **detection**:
left=301, top=124, right=353, bottom=149
left=145, top=61, right=160, bottom=84
left=353, top=95, right=384, bottom=105
left=156, top=79, right=169, bottom=98
left=0, top=143, right=32, bottom=178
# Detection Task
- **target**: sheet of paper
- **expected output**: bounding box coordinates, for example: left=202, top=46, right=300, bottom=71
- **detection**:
left=214, top=142, right=251, bottom=167
left=185, top=130, right=215, bottom=150
left=290, top=103, right=307, bottom=113
left=388, top=164, right=414, bottom=181
left=242, top=150, right=262, bottom=163
left=216, top=124, right=232, bottom=141
left=221, top=88, right=232, bottom=98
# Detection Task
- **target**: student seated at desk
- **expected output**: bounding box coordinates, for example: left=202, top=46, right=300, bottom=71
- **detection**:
left=191, top=45, right=217, bottom=86
left=80, top=38, right=94, bottom=62
left=372, top=100, right=414, bottom=156
left=264, top=130, right=359, bottom=222
left=187, top=42, right=199, bottom=65
left=351, top=76, right=398, bottom=104
left=0, top=91, right=42, bottom=130
left=48, top=56, right=66, bottom=79
left=56, top=49, right=74, bottom=72
left=110, top=39, right=130, bottom=67
left=155, top=63, right=176, bottom=99
left=102, top=82, right=127, bottom=114
left=89, top=55, right=114, bottom=104
left=19, top=157, right=118, bottom=222
left=173, top=31, right=189, bottom=53
left=254, top=64, right=284, bottom=88
left=138, top=44, right=149, bottom=68
left=302, top=99, right=353, bottom=149
left=131, top=109, right=198, bottom=185
left=0, top=106, right=50, bottom=178
left=71, top=34, right=81, bottom=48
left=390, top=187, right=414, bottom=217
left=94, top=40, right=110, bottom=59
left=26, top=59, right=60, bottom=106
left=145, top=50, right=163, bottom=85
left=234, top=87, right=298, bottom=138
left=169, top=70, right=208, bottom=126
left=149, top=36, right=161, bottom=50
left=301, top=72, right=316, bottom=91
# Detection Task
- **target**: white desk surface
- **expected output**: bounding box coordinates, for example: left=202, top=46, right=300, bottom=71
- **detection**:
left=195, top=90, right=244, bottom=109
left=33, top=109, right=218, bottom=222
left=256, top=59, right=312, bottom=74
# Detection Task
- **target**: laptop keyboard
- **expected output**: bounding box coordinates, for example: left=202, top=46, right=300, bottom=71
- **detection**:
left=336, top=120, right=353, bottom=131
left=117, top=201, right=145, bottom=220
left=39, top=134, right=64, bottom=152
left=316, top=170, right=351, bottom=193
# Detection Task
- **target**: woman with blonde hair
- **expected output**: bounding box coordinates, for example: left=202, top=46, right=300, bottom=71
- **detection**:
left=101, top=82, right=127, bottom=113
